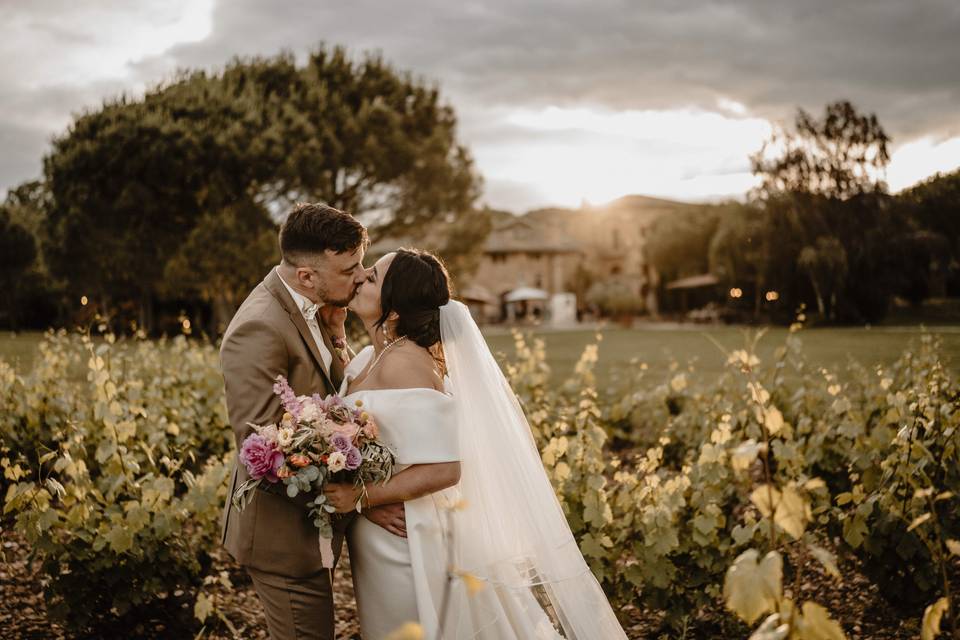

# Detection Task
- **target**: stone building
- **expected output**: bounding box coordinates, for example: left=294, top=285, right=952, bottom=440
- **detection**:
left=469, top=195, right=689, bottom=319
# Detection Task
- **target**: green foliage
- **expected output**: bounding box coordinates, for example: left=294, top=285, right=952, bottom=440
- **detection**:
left=1, top=331, right=230, bottom=635
left=39, top=45, right=480, bottom=332
left=503, top=323, right=958, bottom=634
left=3, top=321, right=957, bottom=636
left=751, top=100, right=890, bottom=200
left=586, top=275, right=645, bottom=317
left=646, top=203, right=724, bottom=283
left=0, top=207, right=37, bottom=329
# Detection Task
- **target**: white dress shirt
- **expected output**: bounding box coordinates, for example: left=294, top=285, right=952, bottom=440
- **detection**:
left=278, top=273, right=333, bottom=374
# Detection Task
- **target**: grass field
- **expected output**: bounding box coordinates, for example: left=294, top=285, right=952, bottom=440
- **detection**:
left=3, top=324, right=958, bottom=387
left=486, top=323, right=960, bottom=385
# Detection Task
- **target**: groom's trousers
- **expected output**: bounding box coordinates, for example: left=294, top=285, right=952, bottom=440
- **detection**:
left=247, top=566, right=335, bottom=640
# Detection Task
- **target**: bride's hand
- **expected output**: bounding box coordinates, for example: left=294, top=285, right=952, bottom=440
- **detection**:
left=318, top=305, right=348, bottom=338
left=364, top=503, right=406, bottom=538
left=324, top=482, right=363, bottom=513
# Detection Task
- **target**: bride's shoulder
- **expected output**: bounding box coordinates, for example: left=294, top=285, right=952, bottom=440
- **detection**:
left=378, top=345, right=444, bottom=392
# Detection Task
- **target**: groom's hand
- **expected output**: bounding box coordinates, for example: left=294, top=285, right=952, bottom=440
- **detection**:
left=324, top=482, right=363, bottom=512
left=364, top=503, right=406, bottom=538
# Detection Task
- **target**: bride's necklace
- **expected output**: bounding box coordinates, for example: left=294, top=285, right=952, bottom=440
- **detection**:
left=367, top=335, right=407, bottom=375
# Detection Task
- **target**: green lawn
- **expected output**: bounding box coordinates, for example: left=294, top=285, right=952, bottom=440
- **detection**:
left=0, top=332, right=45, bottom=372
left=3, top=325, right=958, bottom=387
left=484, top=324, right=960, bottom=386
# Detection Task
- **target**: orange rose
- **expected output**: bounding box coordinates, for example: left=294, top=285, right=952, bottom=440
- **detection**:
left=289, top=453, right=311, bottom=468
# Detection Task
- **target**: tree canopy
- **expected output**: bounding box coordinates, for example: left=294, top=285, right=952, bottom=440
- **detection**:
left=39, top=46, right=481, bottom=332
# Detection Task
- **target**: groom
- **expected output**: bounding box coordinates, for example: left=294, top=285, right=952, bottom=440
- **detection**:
left=219, top=203, right=404, bottom=640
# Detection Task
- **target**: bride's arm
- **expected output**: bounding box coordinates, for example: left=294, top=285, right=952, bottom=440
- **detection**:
left=325, top=462, right=460, bottom=513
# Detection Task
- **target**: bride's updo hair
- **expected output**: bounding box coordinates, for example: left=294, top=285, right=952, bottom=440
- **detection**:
left=376, top=248, right=452, bottom=349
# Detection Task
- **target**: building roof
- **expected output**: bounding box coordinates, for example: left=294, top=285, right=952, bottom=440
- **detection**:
left=483, top=218, right=580, bottom=254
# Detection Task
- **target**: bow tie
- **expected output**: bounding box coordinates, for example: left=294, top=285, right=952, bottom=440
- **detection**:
left=302, top=302, right=319, bottom=322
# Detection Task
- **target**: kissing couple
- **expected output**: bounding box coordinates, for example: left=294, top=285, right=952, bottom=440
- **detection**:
left=219, top=203, right=626, bottom=639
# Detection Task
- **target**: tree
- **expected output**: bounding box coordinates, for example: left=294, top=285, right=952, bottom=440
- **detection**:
left=798, top=236, right=847, bottom=320
left=897, top=170, right=960, bottom=297
left=0, top=209, right=37, bottom=329
left=646, top=205, right=722, bottom=283
left=751, top=100, right=890, bottom=200
left=42, top=46, right=481, bottom=332
left=242, top=47, right=481, bottom=242
left=163, top=202, right=279, bottom=335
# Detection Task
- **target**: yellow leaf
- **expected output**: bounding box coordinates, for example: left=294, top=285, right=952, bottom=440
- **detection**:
left=773, top=485, right=809, bottom=540
left=804, top=478, right=826, bottom=492
left=723, top=549, right=782, bottom=625
left=946, top=539, right=960, bottom=556
left=799, top=601, right=846, bottom=640
left=116, top=420, right=137, bottom=443
left=764, top=406, right=784, bottom=435
left=670, top=373, right=687, bottom=393
left=749, top=613, right=789, bottom=640
left=732, top=439, right=761, bottom=472
left=835, top=492, right=853, bottom=506
left=808, top=545, right=840, bottom=579
left=750, top=485, right=781, bottom=518
left=921, top=597, right=950, bottom=640
left=194, top=591, right=213, bottom=622
left=385, top=622, right=425, bottom=640
left=908, top=513, right=932, bottom=532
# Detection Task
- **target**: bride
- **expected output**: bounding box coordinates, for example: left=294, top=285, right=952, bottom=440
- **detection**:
left=324, top=248, right=626, bottom=639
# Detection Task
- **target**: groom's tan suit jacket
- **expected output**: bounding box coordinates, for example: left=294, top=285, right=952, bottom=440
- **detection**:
left=219, top=267, right=347, bottom=577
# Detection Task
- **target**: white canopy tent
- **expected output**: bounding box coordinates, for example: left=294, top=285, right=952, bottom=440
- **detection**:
left=503, top=286, right=549, bottom=303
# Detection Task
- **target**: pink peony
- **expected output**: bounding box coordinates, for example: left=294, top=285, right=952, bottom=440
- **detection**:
left=239, top=433, right=285, bottom=483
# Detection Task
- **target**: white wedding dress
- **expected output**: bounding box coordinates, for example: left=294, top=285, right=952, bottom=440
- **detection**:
left=341, top=301, right=626, bottom=640
left=342, top=347, right=562, bottom=639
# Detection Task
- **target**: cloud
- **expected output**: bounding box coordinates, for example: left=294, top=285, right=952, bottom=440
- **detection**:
left=1, top=0, right=958, bottom=208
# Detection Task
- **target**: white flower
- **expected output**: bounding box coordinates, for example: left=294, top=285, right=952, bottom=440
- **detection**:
left=327, top=451, right=346, bottom=473
left=299, top=402, right=321, bottom=423
left=277, top=427, right=294, bottom=448
left=257, top=423, right=279, bottom=444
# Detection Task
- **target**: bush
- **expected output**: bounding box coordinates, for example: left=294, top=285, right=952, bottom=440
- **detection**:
left=1, top=331, right=230, bottom=635
left=502, top=325, right=958, bottom=635
left=3, top=325, right=958, bottom=637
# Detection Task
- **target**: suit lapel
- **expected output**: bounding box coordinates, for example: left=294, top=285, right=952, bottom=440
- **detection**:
left=263, top=268, right=336, bottom=393
left=317, top=321, right=345, bottom=390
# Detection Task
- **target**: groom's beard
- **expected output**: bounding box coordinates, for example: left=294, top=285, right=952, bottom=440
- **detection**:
left=323, top=283, right=361, bottom=308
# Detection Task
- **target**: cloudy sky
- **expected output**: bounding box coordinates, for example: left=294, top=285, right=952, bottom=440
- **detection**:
left=2, top=0, right=959, bottom=211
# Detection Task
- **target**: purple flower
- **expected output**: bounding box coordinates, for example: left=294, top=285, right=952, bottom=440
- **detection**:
left=273, top=376, right=302, bottom=419
left=239, top=433, right=285, bottom=483
left=331, top=433, right=353, bottom=453
left=344, top=447, right=362, bottom=471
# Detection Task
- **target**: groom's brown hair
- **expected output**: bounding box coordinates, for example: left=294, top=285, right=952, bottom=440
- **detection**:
left=279, top=202, right=368, bottom=262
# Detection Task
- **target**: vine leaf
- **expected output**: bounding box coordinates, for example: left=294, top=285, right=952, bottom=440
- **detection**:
left=723, top=549, right=782, bottom=625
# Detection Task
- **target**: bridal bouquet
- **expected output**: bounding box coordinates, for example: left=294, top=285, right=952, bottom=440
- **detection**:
left=233, top=375, right=395, bottom=567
